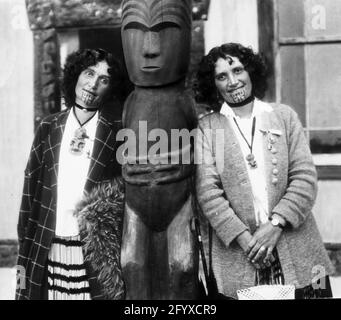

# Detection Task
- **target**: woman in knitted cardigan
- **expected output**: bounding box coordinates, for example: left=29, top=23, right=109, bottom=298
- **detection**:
left=194, top=43, right=334, bottom=299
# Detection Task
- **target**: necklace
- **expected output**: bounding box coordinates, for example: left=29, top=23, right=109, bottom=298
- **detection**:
left=227, top=95, right=255, bottom=108
left=69, top=107, right=96, bottom=156
left=74, top=103, right=99, bottom=112
left=233, top=116, right=257, bottom=168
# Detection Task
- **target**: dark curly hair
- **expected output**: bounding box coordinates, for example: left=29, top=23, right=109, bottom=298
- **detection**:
left=194, top=43, right=268, bottom=111
left=61, top=48, right=123, bottom=109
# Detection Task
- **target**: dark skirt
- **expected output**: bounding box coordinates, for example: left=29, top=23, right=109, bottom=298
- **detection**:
left=256, top=249, right=333, bottom=299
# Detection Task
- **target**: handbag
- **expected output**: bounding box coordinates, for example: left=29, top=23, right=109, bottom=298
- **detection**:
left=191, top=196, right=233, bottom=300
left=193, top=216, right=221, bottom=299
left=237, top=284, right=295, bottom=300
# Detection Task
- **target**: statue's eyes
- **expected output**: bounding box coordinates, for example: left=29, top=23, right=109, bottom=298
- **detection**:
left=124, top=21, right=180, bottom=32
left=150, top=22, right=181, bottom=32
left=124, top=22, right=149, bottom=32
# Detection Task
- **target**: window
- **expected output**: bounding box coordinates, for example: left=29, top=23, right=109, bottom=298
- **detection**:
left=259, top=0, right=341, bottom=179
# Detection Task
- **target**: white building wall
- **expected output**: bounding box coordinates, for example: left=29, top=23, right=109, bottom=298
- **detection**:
left=314, top=181, right=341, bottom=243
left=204, top=0, right=259, bottom=54
left=0, top=0, right=34, bottom=239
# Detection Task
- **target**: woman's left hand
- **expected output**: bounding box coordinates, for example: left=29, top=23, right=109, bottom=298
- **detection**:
left=246, top=222, right=283, bottom=266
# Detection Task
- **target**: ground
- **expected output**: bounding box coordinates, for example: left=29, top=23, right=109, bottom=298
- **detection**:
left=1, top=268, right=340, bottom=300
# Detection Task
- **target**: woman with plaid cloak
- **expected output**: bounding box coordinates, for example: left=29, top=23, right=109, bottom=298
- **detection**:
left=16, top=48, right=125, bottom=300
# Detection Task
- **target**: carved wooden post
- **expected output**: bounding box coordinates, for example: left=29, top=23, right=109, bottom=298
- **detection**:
left=33, top=29, right=60, bottom=128
left=121, top=0, right=199, bottom=300
left=26, top=0, right=59, bottom=128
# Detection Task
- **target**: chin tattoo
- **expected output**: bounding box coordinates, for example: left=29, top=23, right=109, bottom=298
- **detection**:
left=81, top=92, right=97, bottom=105
left=229, top=88, right=248, bottom=103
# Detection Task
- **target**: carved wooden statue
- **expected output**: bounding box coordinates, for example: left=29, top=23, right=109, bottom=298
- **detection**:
left=120, top=0, right=198, bottom=299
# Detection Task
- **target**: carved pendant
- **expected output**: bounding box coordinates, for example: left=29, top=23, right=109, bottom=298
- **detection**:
left=69, top=127, right=89, bottom=155
left=246, top=153, right=257, bottom=168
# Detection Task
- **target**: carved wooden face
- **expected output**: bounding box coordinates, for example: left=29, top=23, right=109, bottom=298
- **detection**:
left=121, top=0, right=192, bottom=87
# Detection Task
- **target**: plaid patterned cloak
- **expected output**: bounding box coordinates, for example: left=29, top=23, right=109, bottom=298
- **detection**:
left=16, top=106, right=123, bottom=300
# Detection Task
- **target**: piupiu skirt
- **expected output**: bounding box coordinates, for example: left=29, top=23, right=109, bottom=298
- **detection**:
left=47, top=235, right=91, bottom=300
left=256, top=248, right=333, bottom=299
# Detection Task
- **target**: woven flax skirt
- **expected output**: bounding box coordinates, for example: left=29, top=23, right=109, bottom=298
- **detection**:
left=47, top=235, right=91, bottom=300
